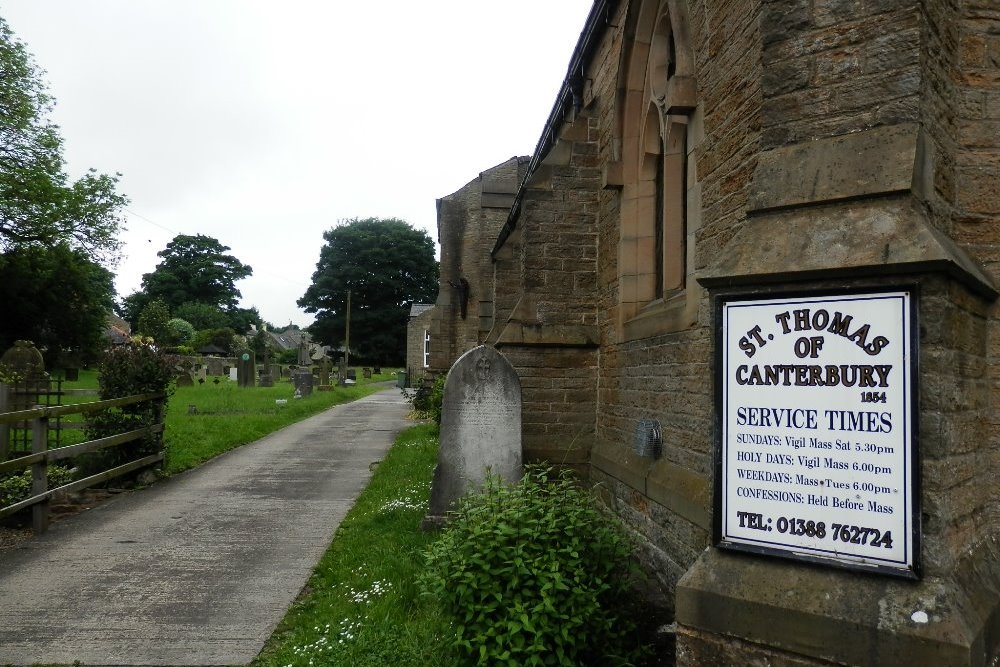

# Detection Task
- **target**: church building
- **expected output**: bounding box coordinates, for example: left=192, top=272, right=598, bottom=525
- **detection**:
left=429, top=0, right=1000, bottom=663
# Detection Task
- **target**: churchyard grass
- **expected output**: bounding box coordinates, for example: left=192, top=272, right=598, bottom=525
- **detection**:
left=50, top=368, right=398, bottom=474
left=163, top=373, right=395, bottom=475
left=252, top=423, right=450, bottom=667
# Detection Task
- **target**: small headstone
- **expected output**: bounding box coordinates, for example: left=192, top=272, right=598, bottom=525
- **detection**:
left=292, top=369, right=313, bottom=397
left=206, top=358, right=225, bottom=376
left=373, top=366, right=381, bottom=374
left=363, top=367, right=372, bottom=379
left=228, top=367, right=238, bottom=382
left=259, top=374, right=274, bottom=388
left=176, top=372, right=194, bottom=387
left=425, top=346, right=522, bottom=526
left=236, top=349, right=256, bottom=388
left=63, top=367, right=80, bottom=381
left=195, top=365, right=207, bottom=382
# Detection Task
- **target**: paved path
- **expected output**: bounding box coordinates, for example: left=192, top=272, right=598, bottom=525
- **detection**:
left=0, top=387, right=410, bottom=667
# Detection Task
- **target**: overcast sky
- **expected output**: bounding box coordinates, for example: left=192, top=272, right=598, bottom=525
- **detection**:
left=0, top=1, right=593, bottom=327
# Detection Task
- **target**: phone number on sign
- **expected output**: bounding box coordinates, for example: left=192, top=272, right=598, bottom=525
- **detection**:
left=736, top=511, right=894, bottom=549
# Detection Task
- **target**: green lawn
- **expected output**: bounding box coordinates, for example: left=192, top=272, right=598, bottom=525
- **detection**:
left=53, top=368, right=401, bottom=475
left=164, top=372, right=397, bottom=474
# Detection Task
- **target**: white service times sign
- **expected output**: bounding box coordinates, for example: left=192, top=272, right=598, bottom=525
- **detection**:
left=718, top=290, right=918, bottom=577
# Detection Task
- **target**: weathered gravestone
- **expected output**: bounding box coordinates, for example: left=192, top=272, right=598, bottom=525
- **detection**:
left=206, top=358, right=226, bottom=377
left=236, top=349, right=255, bottom=388
left=175, top=373, right=193, bottom=387
left=425, top=345, right=522, bottom=527
left=291, top=369, right=313, bottom=397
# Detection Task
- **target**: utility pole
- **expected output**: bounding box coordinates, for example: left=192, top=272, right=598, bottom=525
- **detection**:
left=345, top=289, right=351, bottom=368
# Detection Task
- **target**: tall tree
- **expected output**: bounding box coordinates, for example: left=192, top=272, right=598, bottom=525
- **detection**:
left=299, top=217, right=438, bottom=365
left=122, top=234, right=253, bottom=328
left=0, top=242, right=116, bottom=366
left=0, top=17, right=127, bottom=264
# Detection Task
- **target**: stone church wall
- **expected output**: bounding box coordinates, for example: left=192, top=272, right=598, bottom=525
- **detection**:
left=435, top=0, right=1000, bottom=663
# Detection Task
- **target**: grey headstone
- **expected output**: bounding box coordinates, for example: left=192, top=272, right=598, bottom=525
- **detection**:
left=426, top=346, right=522, bottom=523
left=206, top=358, right=225, bottom=376
left=292, top=369, right=313, bottom=397
left=175, top=373, right=194, bottom=387
left=236, top=349, right=256, bottom=388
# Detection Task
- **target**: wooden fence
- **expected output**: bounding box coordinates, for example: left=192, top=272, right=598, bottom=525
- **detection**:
left=0, top=392, right=166, bottom=534
left=0, top=381, right=100, bottom=459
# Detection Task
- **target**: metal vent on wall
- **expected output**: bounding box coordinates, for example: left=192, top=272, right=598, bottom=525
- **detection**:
left=634, top=418, right=662, bottom=459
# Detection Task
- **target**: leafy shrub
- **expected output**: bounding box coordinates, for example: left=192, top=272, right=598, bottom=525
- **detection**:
left=408, top=373, right=446, bottom=426
left=0, top=465, right=75, bottom=509
left=165, top=317, right=195, bottom=346
left=420, top=466, right=641, bottom=666
left=79, top=342, right=175, bottom=477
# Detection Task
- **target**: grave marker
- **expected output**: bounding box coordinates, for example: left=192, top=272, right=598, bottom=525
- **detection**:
left=426, top=346, right=522, bottom=526
left=237, top=349, right=256, bottom=388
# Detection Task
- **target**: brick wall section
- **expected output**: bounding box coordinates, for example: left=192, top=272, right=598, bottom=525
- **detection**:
left=518, top=115, right=602, bottom=327
left=489, top=111, right=602, bottom=466
left=760, top=0, right=921, bottom=150
left=430, top=157, right=526, bottom=373
left=499, top=345, right=598, bottom=469
left=945, top=0, right=1000, bottom=572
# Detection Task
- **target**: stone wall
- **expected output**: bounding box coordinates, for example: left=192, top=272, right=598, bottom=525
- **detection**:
left=429, top=157, right=528, bottom=373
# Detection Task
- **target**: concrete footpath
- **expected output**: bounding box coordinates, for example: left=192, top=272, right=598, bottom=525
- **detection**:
left=0, top=387, right=410, bottom=667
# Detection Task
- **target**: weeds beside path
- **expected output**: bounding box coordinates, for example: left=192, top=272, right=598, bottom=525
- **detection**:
left=253, top=423, right=450, bottom=667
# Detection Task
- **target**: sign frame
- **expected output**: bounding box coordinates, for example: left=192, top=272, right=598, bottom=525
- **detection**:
left=712, top=286, right=921, bottom=579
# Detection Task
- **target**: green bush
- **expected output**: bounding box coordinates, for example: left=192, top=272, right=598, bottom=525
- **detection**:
left=420, top=466, right=641, bottom=667
left=0, top=465, right=75, bottom=509
left=79, top=342, right=175, bottom=477
left=409, top=373, right=446, bottom=426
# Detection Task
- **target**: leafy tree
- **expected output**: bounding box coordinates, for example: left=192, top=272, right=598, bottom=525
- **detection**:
left=136, top=298, right=170, bottom=342
left=298, top=217, right=438, bottom=365
left=0, top=17, right=127, bottom=264
left=173, top=301, right=230, bottom=331
left=192, top=327, right=236, bottom=356
left=136, top=234, right=252, bottom=314
left=165, top=318, right=195, bottom=346
left=0, top=242, right=115, bottom=366
left=227, top=306, right=263, bottom=334
left=249, top=328, right=270, bottom=359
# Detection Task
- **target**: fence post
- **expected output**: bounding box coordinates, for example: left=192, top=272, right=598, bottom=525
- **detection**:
left=31, top=413, right=49, bottom=534
left=0, top=383, right=8, bottom=462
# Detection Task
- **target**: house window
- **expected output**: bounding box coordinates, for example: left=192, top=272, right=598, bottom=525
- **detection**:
left=423, top=329, right=430, bottom=368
